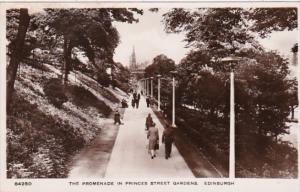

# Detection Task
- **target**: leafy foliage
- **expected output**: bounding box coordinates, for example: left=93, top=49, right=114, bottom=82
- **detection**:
left=249, top=8, right=297, bottom=38
left=38, top=8, right=142, bottom=81
left=163, top=8, right=297, bottom=57
left=96, top=69, right=111, bottom=87
left=144, top=54, right=176, bottom=77
left=67, top=85, right=112, bottom=117
left=163, top=8, right=254, bottom=58
left=43, top=78, right=68, bottom=108
left=112, top=62, right=131, bottom=92
left=162, top=8, right=298, bottom=177
left=235, top=52, right=291, bottom=138
left=7, top=95, right=85, bottom=178
left=291, top=43, right=298, bottom=53
left=7, top=9, right=38, bottom=59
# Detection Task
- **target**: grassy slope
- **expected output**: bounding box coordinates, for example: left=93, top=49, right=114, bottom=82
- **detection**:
left=7, top=63, right=126, bottom=178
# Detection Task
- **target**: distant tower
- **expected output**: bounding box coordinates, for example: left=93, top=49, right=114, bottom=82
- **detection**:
left=130, top=46, right=137, bottom=70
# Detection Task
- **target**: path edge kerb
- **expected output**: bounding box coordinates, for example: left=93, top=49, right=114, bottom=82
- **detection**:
left=149, top=104, right=224, bottom=178
left=102, top=106, right=127, bottom=177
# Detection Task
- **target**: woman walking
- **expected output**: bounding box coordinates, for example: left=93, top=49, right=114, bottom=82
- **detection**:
left=145, top=113, right=153, bottom=131
left=147, top=122, right=159, bottom=159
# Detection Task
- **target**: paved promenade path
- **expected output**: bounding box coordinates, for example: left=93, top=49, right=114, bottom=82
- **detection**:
left=104, top=95, right=194, bottom=178
left=68, top=118, right=120, bottom=178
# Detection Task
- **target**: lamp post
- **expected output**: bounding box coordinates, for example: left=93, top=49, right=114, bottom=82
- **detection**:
left=145, top=78, right=148, bottom=96
left=157, top=74, right=161, bottom=111
left=144, top=78, right=146, bottom=95
left=220, top=56, right=240, bottom=179
left=142, top=79, right=145, bottom=94
left=150, top=77, right=154, bottom=98
left=147, top=78, right=150, bottom=96
left=170, top=71, right=177, bottom=128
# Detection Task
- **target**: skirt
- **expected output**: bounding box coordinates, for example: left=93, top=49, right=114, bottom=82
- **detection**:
left=148, top=139, right=157, bottom=150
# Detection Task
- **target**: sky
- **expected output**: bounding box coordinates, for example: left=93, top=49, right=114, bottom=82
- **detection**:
left=113, top=10, right=189, bottom=66
left=113, top=9, right=298, bottom=66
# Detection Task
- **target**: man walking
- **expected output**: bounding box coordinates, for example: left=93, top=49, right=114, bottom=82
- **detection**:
left=114, top=110, right=122, bottom=125
left=136, top=92, right=141, bottom=108
left=146, top=96, right=150, bottom=108
left=131, top=97, right=135, bottom=108
left=133, top=92, right=137, bottom=100
left=162, top=125, right=174, bottom=159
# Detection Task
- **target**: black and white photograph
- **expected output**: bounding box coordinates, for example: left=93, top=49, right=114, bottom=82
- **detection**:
left=1, top=1, right=299, bottom=192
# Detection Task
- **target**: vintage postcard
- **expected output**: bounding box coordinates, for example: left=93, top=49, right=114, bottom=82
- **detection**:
left=0, top=1, right=299, bottom=192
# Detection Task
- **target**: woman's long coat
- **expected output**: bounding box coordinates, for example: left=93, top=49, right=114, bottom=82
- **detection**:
left=147, top=126, right=159, bottom=150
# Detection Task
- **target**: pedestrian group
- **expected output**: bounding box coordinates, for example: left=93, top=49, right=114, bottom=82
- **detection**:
left=131, top=91, right=141, bottom=108
left=145, top=115, right=174, bottom=160
left=114, top=88, right=175, bottom=160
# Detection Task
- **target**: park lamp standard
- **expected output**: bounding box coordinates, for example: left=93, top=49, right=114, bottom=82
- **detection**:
left=170, top=70, right=178, bottom=128
left=140, top=78, right=144, bottom=94
left=144, top=78, right=147, bottom=96
left=157, top=74, right=161, bottom=111
left=150, top=77, right=154, bottom=98
left=148, top=78, right=150, bottom=96
left=141, top=78, right=145, bottom=94
left=143, top=78, right=146, bottom=95
left=144, top=78, right=146, bottom=95
left=220, top=55, right=241, bottom=179
left=147, top=78, right=150, bottom=96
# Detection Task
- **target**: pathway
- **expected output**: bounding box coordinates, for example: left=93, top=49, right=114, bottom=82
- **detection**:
left=104, top=96, right=194, bottom=177
left=68, top=117, right=120, bottom=178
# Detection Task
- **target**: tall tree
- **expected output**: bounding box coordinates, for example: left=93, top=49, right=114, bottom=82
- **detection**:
left=235, top=51, right=291, bottom=139
left=163, top=8, right=297, bottom=58
left=144, top=54, right=175, bottom=77
left=163, top=8, right=255, bottom=58
left=7, top=9, right=30, bottom=108
left=176, top=50, right=229, bottom=118
left=38, top=8, right=142, bottom=83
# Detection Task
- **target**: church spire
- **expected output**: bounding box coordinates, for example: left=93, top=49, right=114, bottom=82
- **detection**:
left=131, top=45, right=137, bottom=68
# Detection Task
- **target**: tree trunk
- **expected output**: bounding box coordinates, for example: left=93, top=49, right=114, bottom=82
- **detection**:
left=63, top=37, right=72, bottom=83
left=85, top=41, right=96, bottom=66
left=7, top=9, right=30, bottom=109
left=291, top=106, right=295, bottom=120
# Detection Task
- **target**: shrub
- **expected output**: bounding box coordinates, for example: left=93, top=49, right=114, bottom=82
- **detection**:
left=23, top=58, right=50, bottom=72
left=43, top=78, right=68, bottom=108
left=67, top=85, right=112, bottom=117
left=97, top=71, right=110, bottom=87
left=101, top=88, right=119, bottom=103
left=115, top=79, right=130, bottom=93
left=175, top=107, right=229, bottom=171
left=236, top=133, right=298, bottom=178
